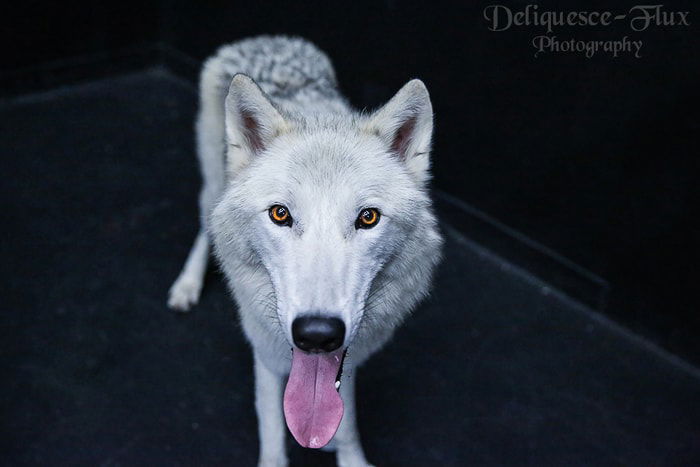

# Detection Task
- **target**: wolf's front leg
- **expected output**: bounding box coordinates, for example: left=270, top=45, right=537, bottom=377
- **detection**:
left=254, top=353, right=288, bottom=467
left=167, top=229, right=209, bottom=311
left=334, top=370, right=374, bottom=467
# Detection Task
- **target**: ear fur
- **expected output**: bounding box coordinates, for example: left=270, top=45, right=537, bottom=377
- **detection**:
left=364, top=79, right=434, bottom=184
left=224, top=73, right=287, bottom=174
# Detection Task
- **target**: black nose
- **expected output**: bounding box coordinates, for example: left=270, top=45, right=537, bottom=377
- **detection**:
left=292, top=316, right=345, bottom=353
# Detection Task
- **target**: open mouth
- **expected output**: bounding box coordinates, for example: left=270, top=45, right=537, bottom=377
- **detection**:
left=283, top=348, right=347, bottom=448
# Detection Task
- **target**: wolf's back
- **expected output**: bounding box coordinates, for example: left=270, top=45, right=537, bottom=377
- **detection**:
left=201, top=35, right=338, bottom=101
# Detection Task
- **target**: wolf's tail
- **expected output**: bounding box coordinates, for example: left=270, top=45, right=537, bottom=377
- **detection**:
left=202, top=35, right=338, bottom=100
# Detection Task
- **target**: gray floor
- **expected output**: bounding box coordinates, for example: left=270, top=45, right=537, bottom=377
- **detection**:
left=2, top=70, right=698, bottom=466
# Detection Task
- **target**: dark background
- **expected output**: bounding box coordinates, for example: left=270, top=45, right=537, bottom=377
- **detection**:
left=1, top=0, right=697, bottom=364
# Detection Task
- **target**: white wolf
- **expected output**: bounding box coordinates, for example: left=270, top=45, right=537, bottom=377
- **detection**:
left=168, top=36, right=442, bottom=467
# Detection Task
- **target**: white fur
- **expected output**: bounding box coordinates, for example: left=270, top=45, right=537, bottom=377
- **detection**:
left=168, top=36, right=443, bottom=466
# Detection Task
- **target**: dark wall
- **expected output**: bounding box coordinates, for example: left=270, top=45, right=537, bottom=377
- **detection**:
left=1, top=1, right=158, bottom=70
left=2, top=1, right=698, bottom=362
left=0, top=1, right=159, bottom=93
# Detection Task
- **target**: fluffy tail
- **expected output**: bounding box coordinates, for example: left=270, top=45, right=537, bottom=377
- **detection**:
left=202, top=35, right=337, bottom=100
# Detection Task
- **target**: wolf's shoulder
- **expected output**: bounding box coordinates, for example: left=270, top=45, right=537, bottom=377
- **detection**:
left=203, top=36, right=339, bottom=100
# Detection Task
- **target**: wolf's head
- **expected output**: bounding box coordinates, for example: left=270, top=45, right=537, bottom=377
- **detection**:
left=210, top=74, right=442, bottom=448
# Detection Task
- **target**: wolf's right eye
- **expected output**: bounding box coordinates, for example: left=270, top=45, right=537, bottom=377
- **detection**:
left=269, top=205, right=293, bottom=227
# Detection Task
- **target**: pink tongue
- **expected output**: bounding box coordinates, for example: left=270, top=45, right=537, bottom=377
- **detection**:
left=283, top=349, right=344, bottom=449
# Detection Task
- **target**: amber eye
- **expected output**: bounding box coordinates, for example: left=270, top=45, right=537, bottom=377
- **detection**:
left=269, top=205, right=292, bottom=226
left=356, top=208, right=380, bottom=229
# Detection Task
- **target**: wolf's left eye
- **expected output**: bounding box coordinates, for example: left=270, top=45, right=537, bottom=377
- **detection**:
left=269, top=205, right=293, bottom=227
left=355, top=208, right=380, bottom=229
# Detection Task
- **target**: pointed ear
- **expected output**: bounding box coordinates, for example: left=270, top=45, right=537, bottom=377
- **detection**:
left=364, top=79, right=434, bottom=184
left=225, top=74, right=287, bottom=174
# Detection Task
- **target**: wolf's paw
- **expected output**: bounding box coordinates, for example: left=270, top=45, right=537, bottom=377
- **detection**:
left=167, top=275, right=203, bottom=312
